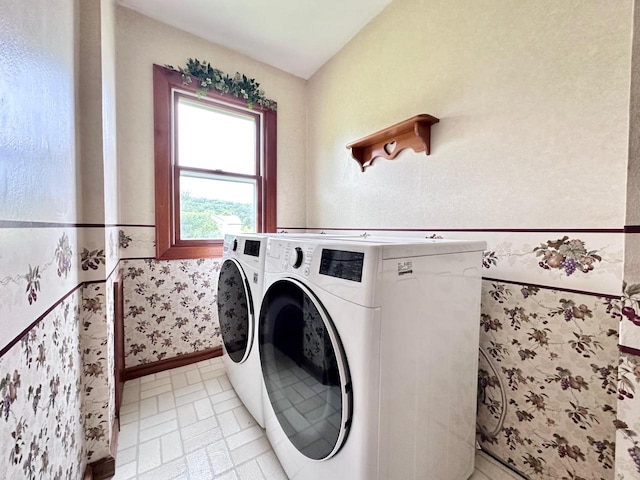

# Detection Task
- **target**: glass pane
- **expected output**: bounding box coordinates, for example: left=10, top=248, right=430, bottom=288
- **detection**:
left=177, top=97, right=257, bottom=175
left=179, top=174, right=256, bottom=240
left=217, top=260, right=251, bottom=363
left=259, top=280, right=346, bottom=460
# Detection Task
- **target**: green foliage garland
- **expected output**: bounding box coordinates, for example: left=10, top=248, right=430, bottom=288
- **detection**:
left=166, top=58, right=277, bottom=111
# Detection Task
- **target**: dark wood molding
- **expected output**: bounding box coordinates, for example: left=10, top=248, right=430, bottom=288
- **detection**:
left=347, top=114, right=440, bottom=171
left=294, top=226, right=625, bottom=234
left=124, top=346, right=223, bottom=380
left=620, top=345, right=640, bottom=357
left=153, top=64, right=277, bottom=260
left=88, top=456, right=116, bottom=480
left=264, top=107, right=278, bottom=233
left=482, top=277, right=620, bottom=299
left=83, top=463, right=93, bottom=480
left=625, top=225, right=640, bottom=233
left=113, top=270, right=125, bottom=421
left=0, top=220, right=155, bottom=229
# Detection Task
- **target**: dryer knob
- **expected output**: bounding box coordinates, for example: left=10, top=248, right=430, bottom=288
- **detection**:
left=290, top=247, right=304, bottom=269
left=232, top=239, right=238, bottom=252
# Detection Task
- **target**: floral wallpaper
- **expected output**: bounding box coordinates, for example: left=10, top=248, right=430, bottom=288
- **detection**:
left=122, top=258, right=223, bottom=367
left=0, top=290, right=86, bottom=480
left=615, top=352, right=640, bottom=479
left=477, top=279, right=619, bottom=480
left=81, top=278, right=116, bottom=463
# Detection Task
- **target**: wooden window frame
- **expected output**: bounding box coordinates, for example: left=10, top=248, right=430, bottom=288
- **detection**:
left=153, top=64, right=277, bottom=260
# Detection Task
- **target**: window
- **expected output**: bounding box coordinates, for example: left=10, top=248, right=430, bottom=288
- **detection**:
left=153, top=65, right=277, bottom=259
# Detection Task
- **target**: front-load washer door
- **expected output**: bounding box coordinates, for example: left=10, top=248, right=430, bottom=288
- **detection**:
left=217, top=258, right=254, bottom=363
left=259, top=278, right=352, bottom=461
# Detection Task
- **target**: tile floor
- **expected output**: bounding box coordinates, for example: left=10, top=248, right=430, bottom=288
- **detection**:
left=113, top=357, right=523, bottom=480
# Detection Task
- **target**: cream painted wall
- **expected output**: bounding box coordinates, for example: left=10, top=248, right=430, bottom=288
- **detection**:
left=78, top=0, right=106, bottom=223
left=0, top=0, right=78, bottom=222
left=115, top=6, right=307, bottom=228
left=306, top=0, right=632, bottom=230
left=101, top=0, right=119, bottom=225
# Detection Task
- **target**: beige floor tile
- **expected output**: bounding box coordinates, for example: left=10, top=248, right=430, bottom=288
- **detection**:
left=177, top=403, right=198, bottom=428
left=226, top=426, right=264, bottom=451
left=139, top=408, right=177, bottom=430
left=175, top=388, right=208, bottom=407
left=111, top=460, right=137, bottom=480
left=114, top=361, right=503, bottom=480
left=206, top=439, right=234, bottom=475
left=217, top=410, right=241, bottom=437
left=158, top=391, right=176, bottom=412
left=137, top=457, right=188, bottom=480
left=186, top=448, right=214, bottom=480
left=138, top=437, right=162, bottom=473
left=140, top=375, right=172, bottom=391
left=139, top=418, right=179, bottom=442
left=230, top=437, right=271, bottom=466
left=161, top=430, right=184, bottom=463
left=214, top=397, right=243, bottom=414
left=214, top=470, right=239, bottom=480
left=183, top=427, right=223, bottom=453
left=118, top=421, right=139, bottom=451
left=139, top=397, right=159, bottom=419
left=233, top=406, right=257, bottom=430
left=171, top=372, right=188, bottom=389
left=186, top=368, right=203, bottom=384
left=236, top=459, right=265, bottom=480
left=194, top=397, right=215, bottom=420
left=116, top=445, right=137, bottom=467
left=255, top=451, right=287, bottom=480
left=140, top=383, right=173, bottom=399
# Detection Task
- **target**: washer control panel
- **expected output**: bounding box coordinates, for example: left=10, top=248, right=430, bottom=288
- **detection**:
left=279, top=242, right=315, bottom=275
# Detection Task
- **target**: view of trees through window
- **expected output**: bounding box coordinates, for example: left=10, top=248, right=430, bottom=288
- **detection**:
left=180, top=190, right=255, bottom=240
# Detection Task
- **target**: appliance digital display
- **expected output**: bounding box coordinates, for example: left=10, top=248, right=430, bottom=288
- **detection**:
left=244, top=240, right=261, bottom=257
left=319, top=249, right=364, bottom=282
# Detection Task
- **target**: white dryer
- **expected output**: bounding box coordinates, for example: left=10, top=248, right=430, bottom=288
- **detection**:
left=258, top=237, right=486, bottom=480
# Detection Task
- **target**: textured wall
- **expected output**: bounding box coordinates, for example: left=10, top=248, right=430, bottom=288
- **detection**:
left=114, top=5, right=308, bottom=229
left=0, top=0, right=120, bottom=472
left=0, top=0, right=78, bottom=223
left=303, top=1, right=632, bottom=477
left=305, top=0, right=631, bottom=230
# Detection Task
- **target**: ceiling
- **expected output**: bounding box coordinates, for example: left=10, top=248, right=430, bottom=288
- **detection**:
left=116, top=0, right=392, bottom=79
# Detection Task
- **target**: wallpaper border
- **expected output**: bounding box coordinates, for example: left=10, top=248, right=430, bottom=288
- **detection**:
left=0, top=220, right=155, bottom=229
left=279, top=226, right=625, bottom=233
left=0, top=262, right=121, bottom=358
left=482, top=276, right=620, bottom=300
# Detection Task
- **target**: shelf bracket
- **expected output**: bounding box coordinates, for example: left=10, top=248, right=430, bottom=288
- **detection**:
left=346, top=114, right=439, bottom=172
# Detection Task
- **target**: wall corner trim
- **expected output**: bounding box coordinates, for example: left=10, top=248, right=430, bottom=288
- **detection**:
left=87, top=456, right=115, bottom=480
left=123, top=346, right=223, bottom=380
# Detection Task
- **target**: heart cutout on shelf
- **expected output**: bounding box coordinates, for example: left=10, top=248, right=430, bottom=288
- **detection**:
left=384, top=140, right=397, bottom=155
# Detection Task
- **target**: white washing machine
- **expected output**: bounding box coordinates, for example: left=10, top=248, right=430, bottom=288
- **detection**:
left=258, top=237, right=486, bottom=480
left=217, top=233, right=361, bottom=428
left=217, top=234, right=268, bottom=426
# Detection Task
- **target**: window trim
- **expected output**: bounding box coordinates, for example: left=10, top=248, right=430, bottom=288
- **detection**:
left=153, top=64, right=277, bottom=260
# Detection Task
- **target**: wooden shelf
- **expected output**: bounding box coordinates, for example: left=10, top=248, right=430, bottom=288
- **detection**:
left=346, top=114, right=439, bottom=172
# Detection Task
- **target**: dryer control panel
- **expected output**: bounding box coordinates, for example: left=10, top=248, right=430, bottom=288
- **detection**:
left=319, top=249, right=364, bottom=282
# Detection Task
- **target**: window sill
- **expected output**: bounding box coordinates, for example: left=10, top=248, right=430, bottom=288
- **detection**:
left=156, top=243, right=224, bottom=260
